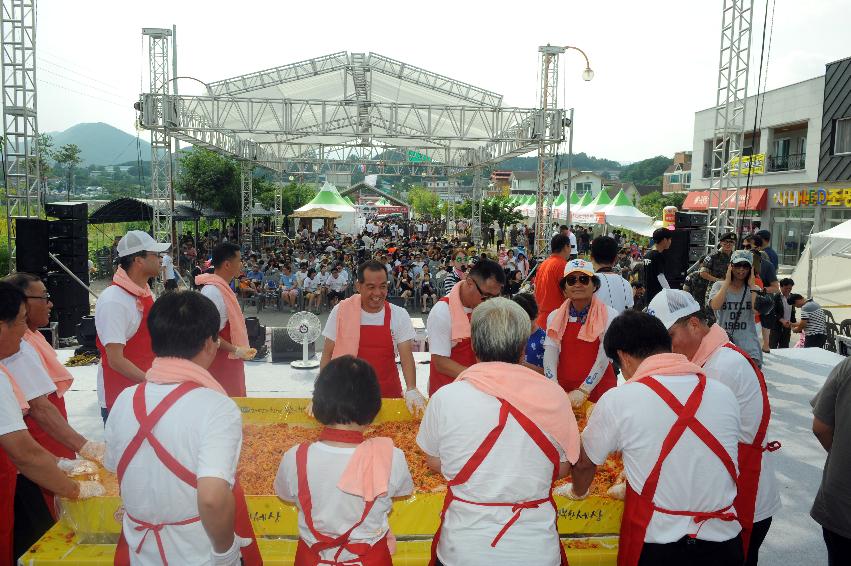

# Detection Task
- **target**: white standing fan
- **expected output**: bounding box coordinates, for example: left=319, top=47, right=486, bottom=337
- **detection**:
left=287, top=311, right=321, bottom=369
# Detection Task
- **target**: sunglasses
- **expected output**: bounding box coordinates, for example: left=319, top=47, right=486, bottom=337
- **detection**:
left=732, top=263, right=751, bottom=269
left=565, top=274, right=592, bottom=286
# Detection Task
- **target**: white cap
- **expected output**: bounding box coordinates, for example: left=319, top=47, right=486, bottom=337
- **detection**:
left=563, top=258, right=595, bottom=277
left=116, top=230, right=171, bottom=257
left=647, top=289, right=702, bottom=330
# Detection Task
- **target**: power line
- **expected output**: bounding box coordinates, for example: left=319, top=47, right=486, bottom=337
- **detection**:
left=36, top=78, right=129, bottom=109
left=38, top=66, right=127, bottom=101
left=38, top=56, right=126, bottom=94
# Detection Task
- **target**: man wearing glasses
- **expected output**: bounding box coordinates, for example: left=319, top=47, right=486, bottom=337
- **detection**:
left=699, top=232, right=737, bottom=308
left=427, top=259, right=505, bottom=396
left=95, top=231, right=170, bottom=421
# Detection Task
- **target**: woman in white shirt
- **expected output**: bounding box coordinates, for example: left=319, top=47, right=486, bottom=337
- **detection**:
left=303, top=268, right=321, bottom=314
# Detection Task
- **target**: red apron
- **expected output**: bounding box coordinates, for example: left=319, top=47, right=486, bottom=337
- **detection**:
left=293, top=442, right=392, bottom=566
left=556, top=321, right=616, bottom=403
left=355, top=302, right=402, bottom=398
left=113, top=382, right=262, bottom=566
left=428, top=298, right=477, bottom=397
left=617, top=374, right=739, bottom=566
left=429, top=398, right=569, bottom=566
left=207, top=321, right=247, bottom=397
left=722, top=343, right=780, bottom=557
left=0, top=449, right=16, bottom=566
left=96, top=284, right=156, bottom=409
left=24, top=392, right=75, bottom=519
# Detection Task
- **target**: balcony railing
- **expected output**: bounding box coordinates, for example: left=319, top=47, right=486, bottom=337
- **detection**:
left=767, top=153, right=805, bottom=172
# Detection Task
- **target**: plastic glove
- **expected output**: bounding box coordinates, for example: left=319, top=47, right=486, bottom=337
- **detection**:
left=305, top=401, right=315, bottom=418
left=57, top=458, right=98, bottom=476
left=554, top=482, right=589, bottom=500
left=79, top=440, right=106, bottom=464
left=568, top=389, right=589, bottom=409
left=76, top=481, right=106, bottom=499
left=404, top=388, right=427, bottom=418
left=234, top=347, right=257, bottom=361
left=211, top=535, right=253, bottom=566
left=606, top=483, right=626, bottom=500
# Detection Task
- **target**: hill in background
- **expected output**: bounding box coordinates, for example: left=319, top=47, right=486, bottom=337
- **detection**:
left=47, top=122, right=151, bottom=166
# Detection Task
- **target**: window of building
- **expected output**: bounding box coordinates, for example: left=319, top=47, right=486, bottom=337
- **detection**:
left=825, top=208, right=851, bottom=229
left=669, top=174, right=681, bottom=184
left=575, top=182, right=592, bottom=194
left=770, top=208, right=816, bottom=267
left=836, top=117, right=851, bottom=155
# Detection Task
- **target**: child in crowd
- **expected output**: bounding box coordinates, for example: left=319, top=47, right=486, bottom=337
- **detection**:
left=275, top=356, right=413, bottom=565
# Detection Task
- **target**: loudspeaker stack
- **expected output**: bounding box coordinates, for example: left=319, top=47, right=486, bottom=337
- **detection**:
left=663, top=212, right=709, bottom=289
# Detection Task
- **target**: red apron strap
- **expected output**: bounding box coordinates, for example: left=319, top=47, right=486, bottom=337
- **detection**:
left=115, top=381, right=201, bottom=488
left=501, top=401, right=561, bottom=481
left=723, top=343, right=776, bottom=450
left=448, top=402, right=510, bottom=486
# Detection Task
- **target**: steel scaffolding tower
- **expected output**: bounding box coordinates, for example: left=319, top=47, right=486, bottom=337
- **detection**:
left=274, top=171, right=284, bottom=234
left=471, top=166, right=483, bottom=244
left=240, top=160, right=252, bottom=247
left=534, top=46, right=563, bottom=254
left=2, top=0, right=41, bottom=269
left=705, top=0, right=754, bottom=250
left=143, top=27, right=174, bottom=245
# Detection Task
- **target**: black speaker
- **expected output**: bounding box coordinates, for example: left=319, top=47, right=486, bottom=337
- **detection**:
left=51, top=255, right=88, bottom=273
left=15, top=218, right=50, bottom=274
left=49, top=237, right=87, bottom=256
left=76, top=316, right=97, bottom=347
left=45, top=202, right=87, bottom=220
left=675, top=211, right=708, bottom=228
left=270, top=326, right=315, bottom=362
left=46, top=271, right=89, bottom=310
left=53, top=305, right=90, bottom=339
left=245, top=316, right=267, bottom=352
left=663, top=230, right=691, bottom=288
left=49, top=219, right=87, bottom=239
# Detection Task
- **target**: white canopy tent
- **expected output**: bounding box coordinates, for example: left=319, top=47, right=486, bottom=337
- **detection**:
left=792, top=219, right=851, bottom=312
left=599, top=190, right=656, bottom=237
left=294, top=183, right=357, bottom=233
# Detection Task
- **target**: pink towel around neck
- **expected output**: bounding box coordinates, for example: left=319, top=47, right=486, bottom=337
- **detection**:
left=332, top=295, right=363, bottom=358
left=336, top=436, right=395, bottom=502
left=625, top=353, right=705, bottom=384
left=112, top=267, right=152, bottom=312
left=145, top=356, right=227, bottom=396
left=457, top=362, right=580, bottom=464
left=24, top=329, right=73, bottom=397
left=195, top=273, right=249, bottom=359
left=447, top=282, right=472, bottom=342
left=546, top=295, right=608, bottom=344
left=690, top=324, right=731, bottom=368
left=1, top=363, right=28, bottom=412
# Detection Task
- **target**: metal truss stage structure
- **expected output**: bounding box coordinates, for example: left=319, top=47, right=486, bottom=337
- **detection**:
left=137, top=47, right=568, bottom=247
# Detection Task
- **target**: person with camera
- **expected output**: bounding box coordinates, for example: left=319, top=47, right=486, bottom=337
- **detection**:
left=708, top=250, right=765, bottom=367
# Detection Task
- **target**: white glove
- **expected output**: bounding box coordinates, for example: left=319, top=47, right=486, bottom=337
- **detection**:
left=79, top=441, right=106, bottom=464
left=234, top=347, right=257, bottom=361
left=76, top=480, right=106, bottom=499
left=211, top=535, right=253, bottom=566
left=404, top=388, right=427, bottom=418
left=554, top=482, right=589, bottom=500
left=568, top=389, right=589, bottom=409
left=305, top=401, right=315, bottom=418
left=606, top=483, right=626, bottom=500
left=57, top=458, right=98, bottom=476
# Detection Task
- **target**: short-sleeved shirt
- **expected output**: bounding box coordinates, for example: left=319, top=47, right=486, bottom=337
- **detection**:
left=811, top=357, right=851, bottom=538
left=275, top=443, right=413, bottom=563
left=533, top=254, right=568, bottom=329
left=104, top=382, right=243, bottom=564
left=0, top=371, right=26, bottom=436
left=200, top=284, right=229, bottom=331
left=161, top=254, right=175, bottom=280
left=702, top=250, right=732, bottom=280
left=800, top=300, right=827, bottom=336
left=595, top=272, right=634, bottom=313
left=709, top=282, right=762, bottom=367
left=427, top=300, right=473, bottom=358
left=323, top=303, right=415, bottom=345
left=2, top=341, right=57, bottom=401
left=642, top=249, right=666, bottom=303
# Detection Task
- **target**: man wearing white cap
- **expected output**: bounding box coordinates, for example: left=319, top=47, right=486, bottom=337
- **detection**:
left=648, top=289, right=781, bottom=566
left=95, top=230, right=169, bottom=419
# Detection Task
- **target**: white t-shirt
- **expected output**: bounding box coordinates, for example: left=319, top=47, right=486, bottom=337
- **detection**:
left=95, top=285, right=144, bottom=408
left=582, top=374, right=743, bottom=543
left=595, top=272, right=634, bottom=313
left=426, top=299, right=473, bottom=358
left=417, top=381, right=569, bottom=565
left=327, top=274, right=348, bottom=293
left=200, top=284, right=228, bottom=331
left=316, top=272, right=330, bottom=286
left=302, top=276, right=320, bottom=293
left=323, top=303, right=415, bottom=345
left=0, top=371, right=26, bottom=436
left=569, top=232, right=577, bottom=255
left=275, top=442, right=413, bottom=563
left=104, top=382, right=242, bottom=566
left=295, top=270, right=309, bottom=286
left=161, top=254, right=175, bottom=280
left=2, top=340, right=57, bottom=401
left=703, top=346, right=782, bottom=522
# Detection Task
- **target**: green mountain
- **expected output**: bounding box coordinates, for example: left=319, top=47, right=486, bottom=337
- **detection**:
left=46, top=122, right=151, bottom=166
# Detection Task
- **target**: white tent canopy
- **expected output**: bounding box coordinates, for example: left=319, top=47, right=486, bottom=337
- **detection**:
left=792, top=219, right=851, bottom=313
left=600, top=190, right=656, bottom=236
left=294, top=182, right=357, bottom=233
left=807, top=219, right=851, bottom=259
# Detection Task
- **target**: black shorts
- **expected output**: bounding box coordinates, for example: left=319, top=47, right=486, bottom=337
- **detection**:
left=328, top=290, right=345, bottom=301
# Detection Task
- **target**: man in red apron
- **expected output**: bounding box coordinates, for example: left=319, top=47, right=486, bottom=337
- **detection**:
left=426, top=259, right=505, bottom=396
left=543, top=259, right=618, bottom=407
left=572, top=310, right=744, bottom=566
left=104, top=290, right=262, bottom=566
left=0, top=281, right=103, bottom=565
left=96, top=230, right=170, bottom=420
left=649, top=289, right=781, bottom=565
left=417, top=298, right=579, bottom=566
left=197, top=242, right=257, bottom=397
left=320, top=260, right=425, bottom=415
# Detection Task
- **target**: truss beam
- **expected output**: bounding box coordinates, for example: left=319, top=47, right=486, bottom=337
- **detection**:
left=2, top=0, right=42, bottom=270
left=471, top=166, right=483, bottom=245
left=208, top=52, right=349, bottom=96
left=144, top=27, right=174, bottom=246
left=240, top=160, right=252, bottom=248
left=535, top=46, right=565, bottom=255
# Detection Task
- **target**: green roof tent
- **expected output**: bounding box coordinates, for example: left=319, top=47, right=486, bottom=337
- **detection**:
left=294, top=182, right=357, bottom=233
left=553, top=193, right=566, bottom=206
left=575, top=192, right=593, bottom=210
left=569, top=192, right=581, bottom=205
left=525, top=195, right=536, bottom=205
left=584, top=189, right=613, bottom=213
left=608, top=189, right=634, bottom=208
left=342, top=195, right=355, bottom=206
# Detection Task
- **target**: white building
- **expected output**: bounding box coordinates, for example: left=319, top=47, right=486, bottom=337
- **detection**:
left=510, top=168, right=606, bottom=197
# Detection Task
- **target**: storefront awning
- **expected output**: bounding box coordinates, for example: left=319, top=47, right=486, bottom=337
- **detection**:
left=682, top=188, right=768, bottom=211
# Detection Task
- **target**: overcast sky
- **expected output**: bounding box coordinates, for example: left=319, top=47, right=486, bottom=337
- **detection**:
left=36, top=0, right=849, bottom=163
